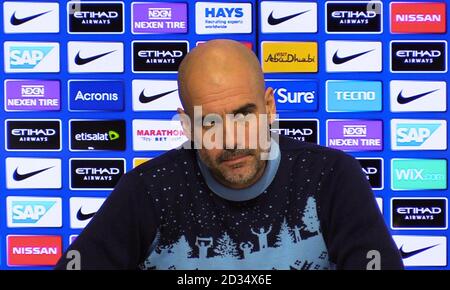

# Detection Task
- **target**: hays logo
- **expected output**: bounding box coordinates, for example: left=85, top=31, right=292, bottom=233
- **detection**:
left=68, top=41, right=124, bottom=73
left=70, top=119, right=126, bottom=151
left=327, top=120, right=383, bottom=152
left=271, top=119, right=319, bottom=144
left=67, top=1, right=124, bottom=33
left=393, top=235, right=447, bottom=267
left=261, top=41, right=318, bottom=73
left=132, top=80, right=182, bottom=111
left=326, top=80, right=382, bottom=112
left=6, top=157, right=61, bottom=189
left=357, top=158, right=384, bottom=190
left=68, top=80, right=124, bottom=111
left=391, top=119, right=447, bottom=150
left=390, top=80, right=446, bottom=112
left=261, top=1, right=317, bottom=33
left=196, top=2, right=252, bottom=34
left=5, top=119, right=61, bottom=151
left=7, top=196, right=62, bottom=228
left=265, top=79, right=318, bottom=111
left=391, top=159, right=447, bottom=191
left=7, top=235, right=62, bottom=266
left=133, top=119, right=187, bottom=151
left=70, top=158, right=125, bottom=190
left=326, top=1, right=382, bottom=33
left=391, top=2, right=446, bottom=34
left=132, top=41, right=189, bottom=73
left=4, top=79, right=60, bottom=112
left=391, top=198, right=447, bottom=230
left=391, top=41, right=447, bottom=72
left=70, top=197, right=106, bottom=229
left=326, top=41, right=382, bottom=72
left=3, top=1, right=59, bottom=33
left=4, top=42, right=59, bottom=73
left=132, top=2, right=187, bottom=34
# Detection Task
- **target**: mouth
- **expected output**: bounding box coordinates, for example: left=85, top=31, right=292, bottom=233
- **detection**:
left=221, top=154, right=252, bottom=166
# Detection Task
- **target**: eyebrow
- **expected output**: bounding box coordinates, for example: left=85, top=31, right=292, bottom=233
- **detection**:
left=195, top=103, right=258, bottom=124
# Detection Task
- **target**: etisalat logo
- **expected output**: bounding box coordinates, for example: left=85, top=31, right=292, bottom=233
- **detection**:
left=70, top=120, right=126, bottom=151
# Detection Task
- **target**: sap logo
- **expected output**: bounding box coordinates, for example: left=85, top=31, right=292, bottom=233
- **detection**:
left=331, top=11, right=377, bottom=19
left=336, top=91, right=376, bottom=101
left=275, top=88, right=315, bottom=104
left=75, top=168, right=121, bottom=175
left=396, top=50, right=441, bottom=58
left=205, top=7, right=243, bottom=18
left=75, top=131, right=120, bottom=141
left=397, top=207, right=442, bottom=215
left=148, top=8, right=172, bottom=19
left=362, top=167, right=378, bottom=176
left=343, top=125, right=366, bottom=137
left=396, top=125, right=440, bottom=145
left=396, top=14, right=441, bottom=22
left=395, top=169, right=444, bottom=181
left=11, top=201, right=55, bottom=223
left=11, top=129, right=56, bottom=136
left=9, top=47, right=53, bottom=68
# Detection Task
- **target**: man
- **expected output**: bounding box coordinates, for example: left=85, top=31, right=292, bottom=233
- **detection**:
left=55, top=39, right=403, bottom=270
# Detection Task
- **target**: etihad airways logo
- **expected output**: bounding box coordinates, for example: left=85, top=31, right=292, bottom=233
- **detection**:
left=261, top=41, right=318, bottom=73
left=391, top=2, right=446, bottom=34
left=391, top=41, right=447, bottom=72
left=67, top=1, right=124, bottom=33
left=261, top=1, right=317, bottom=33
left=326, top=1, right=382, bottom=33
left=132, top=41, right=189, bottom=73
left=70, top=158, right=125, bottom=190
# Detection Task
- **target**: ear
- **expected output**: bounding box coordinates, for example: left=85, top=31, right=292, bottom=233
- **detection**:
left=264, top=87, right=276, bottom=124
left=177, top=107, right=192, bottom=141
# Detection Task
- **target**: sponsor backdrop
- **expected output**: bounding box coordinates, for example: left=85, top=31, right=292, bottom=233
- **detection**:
left=0, top=0, right=448, bottom=269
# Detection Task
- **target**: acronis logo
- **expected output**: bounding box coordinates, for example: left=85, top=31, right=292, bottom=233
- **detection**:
left=11, top=201, right=56, bottom=223
left=9, top=46, right=53, bottom=69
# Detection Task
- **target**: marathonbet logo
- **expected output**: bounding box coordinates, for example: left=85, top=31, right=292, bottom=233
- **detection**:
left=67, top=1, right=124, bottom=33
left=133, top=119, right=187, bottom=151
left=132, top=41, right=189, bottom=73
left=391, top=41, right=447, bottom=72
left=70, top=119, right=126, bottom=151
left=326, top=1, right=382, bottom=33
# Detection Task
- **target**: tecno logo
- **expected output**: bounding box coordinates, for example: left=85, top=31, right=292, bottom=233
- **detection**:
left=391, top=2, right=446, bottom=33
left=7, top=235, right=62, bottom=266
left=326, top=80, right=382, bottom=112
left=391, top=119, right=447, bottom=150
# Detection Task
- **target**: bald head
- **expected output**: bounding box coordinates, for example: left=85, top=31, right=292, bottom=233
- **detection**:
left=177, top=39, right=265, bottom=114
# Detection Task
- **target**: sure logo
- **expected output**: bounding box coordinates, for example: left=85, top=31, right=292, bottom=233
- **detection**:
left=266, top=79, right=318, bottom=111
